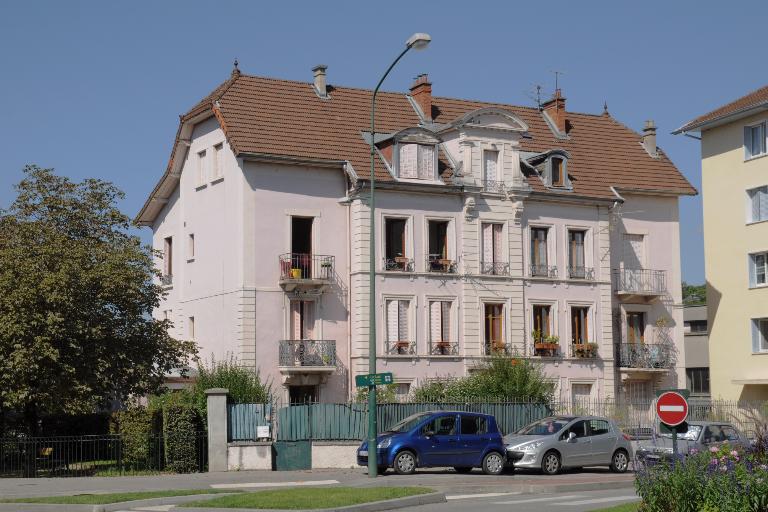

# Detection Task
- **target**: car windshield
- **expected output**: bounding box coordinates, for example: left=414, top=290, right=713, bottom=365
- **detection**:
left=387, top=413, right=430, bottom=433
left=517, top=418, right=570, bottom=435
left=658, top=424, right=702, bottom=441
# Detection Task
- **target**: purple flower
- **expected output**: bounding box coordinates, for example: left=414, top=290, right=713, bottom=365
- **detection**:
left=731, top=450, right=739, bottom=457
left=710, top=446, right=719, bottom=453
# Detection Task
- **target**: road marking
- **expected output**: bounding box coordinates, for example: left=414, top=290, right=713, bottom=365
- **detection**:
left=495, top=494, right=585, bottom=504
left=659, top=405, right=685, bottom=412
left=447, top=492, right=522, bottom=500
left=210, top=479, right=339, bottom=489
left=131, top=506, right=174, bottom=511
left=554, top=495, right=639, bottom=506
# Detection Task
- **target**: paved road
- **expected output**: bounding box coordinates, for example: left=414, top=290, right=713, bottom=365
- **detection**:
left=411, top=487, right=640, bottom=512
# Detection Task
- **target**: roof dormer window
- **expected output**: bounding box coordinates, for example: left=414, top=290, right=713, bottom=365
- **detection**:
left=548, top=155, right=568, bottom=188
left=397, top=143, right=437, bottom=180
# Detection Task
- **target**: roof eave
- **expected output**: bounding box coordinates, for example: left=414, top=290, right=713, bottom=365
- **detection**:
left=673, top=102, right=768, bottom=134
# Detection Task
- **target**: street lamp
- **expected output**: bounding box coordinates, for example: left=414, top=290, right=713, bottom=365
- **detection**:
left=367, top=32, right=431, bottom=478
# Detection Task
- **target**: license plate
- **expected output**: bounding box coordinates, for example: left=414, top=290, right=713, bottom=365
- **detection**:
left=359, top=450, right=368, bottom=456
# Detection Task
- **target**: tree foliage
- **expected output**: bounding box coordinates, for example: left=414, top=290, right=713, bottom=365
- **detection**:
left=0, top=166, right=196, bottom=431
left=682, top=282, right=706, bottom=305
left=411, top=355, right=555, bottom=402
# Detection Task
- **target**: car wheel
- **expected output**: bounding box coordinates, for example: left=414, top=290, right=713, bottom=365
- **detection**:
left=541, top=450, right=561, bottom=475
left=454, top=466, right=473, bottom=474
left=482, top=451, right=505, bottom=475
left=394, top=450, right=417, bottom=475
left=610, top=449, right=629, bottom=473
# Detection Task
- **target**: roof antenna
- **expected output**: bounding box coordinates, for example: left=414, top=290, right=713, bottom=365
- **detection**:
left=550, top=70, right=565, bottom=93
left=232, top=58, right=240, bottom=76
left=536, top=84, right=542, bottom=110
left=603, top=101, right=609, bottom=116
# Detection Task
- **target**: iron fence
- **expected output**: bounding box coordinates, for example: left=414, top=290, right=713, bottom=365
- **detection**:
left=616, top=343, right=674, bottom=369
left=480, top=261, right=509, bottom=276
left=482, top=180, right=506, bottom=194
left=0, top=433, right=207, bottom=478
left=530, top=264, right=558, bottom=278
left=278, top=340, right=336, bottom=367
left=386, top=340, right=416, bottom=355
left=612, top=268, right=666, bottom=294
left=425, top=257, right=457, bottom=274
left=279, top=253, right=334, bottom=281
left=567, top=266, right=595, bottom=280
left=383, top=257, right=414, bottom=272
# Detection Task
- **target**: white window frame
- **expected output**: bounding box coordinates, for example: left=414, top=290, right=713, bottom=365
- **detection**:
left=483, top=148, right=500, bottom=183
left=425, top=296, right=458, bottom=354
left=163, top=236, right=173, bottom=277
left=188, top=316, right=195, bottom=340
left=749, top=251, right=768, bottom=288
left=548, top=156, right=568, bottom=188
left=481, top=300, right=508, bottom=352
left=567, top=302, right=595, bottom=344
left=187, top=233, right=195, bottom=262
left=285, top=297, right=319, bottom=340
left=381, top=214, right=413, bottom=271
left=394, top=142, right=438, bottom=181
left=565, top=225, right=592, bottom=277
left=196, top=149, right=207, bottom=186
left=529, top=300, right=558, bottom=341
left=751, top=317, right=768, bottom=354
left=383, top=295, right=416, bottom=355
left=212, top=142, right=224, bottom=181
left=424, top=216, right=456, bottom=264
left=745, top=121, right=767, bottom=160
left=479, top=221, right=507, bottom=271
left=528, top=224, right=556, bottom=275
left=747, top=185, right=768, bottom=224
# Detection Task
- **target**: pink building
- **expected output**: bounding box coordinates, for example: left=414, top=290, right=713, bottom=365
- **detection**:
left=137, top=66, right=696, bottom=405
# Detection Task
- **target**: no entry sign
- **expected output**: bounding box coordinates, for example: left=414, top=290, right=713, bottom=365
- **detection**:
left=656, top=390, right=689, bottom=426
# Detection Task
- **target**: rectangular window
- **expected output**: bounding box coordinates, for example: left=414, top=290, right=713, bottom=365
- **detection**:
left=626, top=312, right=645, bottom=344
left=163, top=236, right=173, bottom=276
left=394, top=383, right=410, bottom=402
left=188, top=316, right=195, bottom=339
left=213, top=143, right=224, bottom=179
left=483, top=150, right=499, bottom=182
left=748, top=186, right=768, bottom=223
left=386, top=299, right=411, bottom=354
left=290, top=300, right=315, bottom=340
left=572, top=383, right=592, bottom=407
left=622, top=233, right=645, bottom=268
left=428, top=220, right=449, bottom=260
left=530, top=227, right=549, bottom=276
left=571, top=306, right=589, bottom=344
left=568, top=230, right=586, bottom=278
left=481, top=223, right=504, bottom=273
left=384, top=218, right=408, bottom=270
left=685, top=320, right=708, bottom=333
left=551, top=157, right=564, bottom=187
left=745, top=123, right=766, bottom=159
left=197, top=150, right=207, bottom=184
left=429, top=301, right=452, bottom=353
left=750, top=252, right=768, bottom=287
left=686, top=368, right=710, bottom=395
left=484, top=303, right=504, bottom=352
left=752, top=318, right=768, bottom=353
left=532, top=305, right=552, bottom=339
left=398, top=143, right=435, bottom=179
left=187, top=233, right=195, bottom=260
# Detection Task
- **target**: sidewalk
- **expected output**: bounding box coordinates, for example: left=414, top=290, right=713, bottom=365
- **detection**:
left=0, top=468, right=634, bottom=499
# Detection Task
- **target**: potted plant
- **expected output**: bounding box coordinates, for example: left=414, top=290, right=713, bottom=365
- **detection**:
left=573, top=342, right=598, bottom=358
left=534, top=332, right=559, bottom=356
left=290, top=268, right=302, bottom=279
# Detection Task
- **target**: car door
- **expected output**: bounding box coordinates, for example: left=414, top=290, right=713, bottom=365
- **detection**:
left=419, top=414, right=459, bottom=467
left=587, top=419, right=617, bottom=465
left=702, top=425, right=725, bottom=449
left=458, top=414, right=490, bottom=467
left=559, top=420, right=592, bottom=467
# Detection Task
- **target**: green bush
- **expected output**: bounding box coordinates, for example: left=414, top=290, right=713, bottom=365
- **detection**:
left=410, top=355, right=555, bottom=402
left=354, top=384, right=399, bottom=403
left=110, top=406, right=156, bottom=470
left=192, top=355, right=272, bottom=411
left=163, top=403, right=201, bottom=473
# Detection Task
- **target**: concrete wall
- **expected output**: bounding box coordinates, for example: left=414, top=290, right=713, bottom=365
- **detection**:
left=228, top=442, right=273, bottom=471
left=311, top=441, right=359, bottom=469
left=701, top=112, right=768, bottom=400
left=225, top=441, right=358, bottom=470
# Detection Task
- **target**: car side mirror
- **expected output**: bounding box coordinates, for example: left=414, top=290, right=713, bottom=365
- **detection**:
left=568, top=432, right=577, bottom=443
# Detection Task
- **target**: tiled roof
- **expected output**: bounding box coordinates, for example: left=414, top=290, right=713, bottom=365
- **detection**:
left=166, top=72, right=696, bottom=202
left=675, top=84, right=768, bottom=133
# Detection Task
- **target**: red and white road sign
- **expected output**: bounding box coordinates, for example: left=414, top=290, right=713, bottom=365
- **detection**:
left=656, top=391, right=689, bottom=426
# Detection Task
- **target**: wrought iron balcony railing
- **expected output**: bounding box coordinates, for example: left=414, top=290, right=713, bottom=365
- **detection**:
left=615, top=343, right=674, bottom=369
left=278, top=340, right=337, bottom=367
left=383, top=257, right=414, bottom=272
left=160, top=274, right=173, bottom=286
left=530, top=264, right=558, bottom=278
left=279, top=253, right=334, bottom=281
left=430, top=340, right=459, bottom=356
left=426, top=256, right=457, bottom=274
left=484, top=342, right=512, bottom=356
left=386, top=340, right=416, bottom=355
left=480, top=261, right=510, bottom=276
left=567, top=266, right=595, bottom=280
left=612, top=268, right=666, bottom=295
left=570, top=342, right=599, bottom=358
left=482, top=180, right=506, bottom=194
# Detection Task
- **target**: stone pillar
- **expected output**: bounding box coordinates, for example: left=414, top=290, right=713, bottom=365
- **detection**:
left=205, top=388, right=229, bottom=472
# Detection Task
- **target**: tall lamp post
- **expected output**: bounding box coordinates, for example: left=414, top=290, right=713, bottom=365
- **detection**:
left=367, top=32, right=431, bottom=478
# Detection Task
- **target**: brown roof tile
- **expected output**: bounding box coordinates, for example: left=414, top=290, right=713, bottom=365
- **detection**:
left=676, top=84, right=768, bottom=133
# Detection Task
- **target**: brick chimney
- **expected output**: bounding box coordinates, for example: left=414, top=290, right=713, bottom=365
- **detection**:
left=409, top=74, right=432, bottom=122
left=542, top=89, right=567, bottom=134
left=312, top=64, right=328, bottom=98
left=642, top=120, right=658, bottom=157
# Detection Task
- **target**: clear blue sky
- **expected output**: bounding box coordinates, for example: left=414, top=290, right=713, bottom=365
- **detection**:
left=1, top=1, right=765, bottom=284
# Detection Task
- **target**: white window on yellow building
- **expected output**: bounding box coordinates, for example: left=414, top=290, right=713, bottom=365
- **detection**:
left=745, top=122, right=766, bottom=159
left=748, top=186, right=768, bottom=223
left=749, top=251, right=768, bottom=287
left=751, top=318, right=768, bottom=353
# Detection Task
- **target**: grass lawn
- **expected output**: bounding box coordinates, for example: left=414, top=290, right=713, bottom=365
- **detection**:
left=186, top=486, right=433, bottom=510
left=593, top=503, right=639, bottom=512
left=2, top=489, right=237, bottom=505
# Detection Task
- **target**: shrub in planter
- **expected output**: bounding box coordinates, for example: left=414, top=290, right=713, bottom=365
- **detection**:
left=163, top=403, right=202, bottom=473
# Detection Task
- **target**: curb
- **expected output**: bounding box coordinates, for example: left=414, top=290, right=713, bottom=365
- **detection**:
left=172, top=491, right=447, bottom=512
left=0, top=492, right=240, bottom=512
left=520, top=479, right=635, bottom=494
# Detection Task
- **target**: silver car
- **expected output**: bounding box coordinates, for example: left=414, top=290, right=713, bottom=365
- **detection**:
left=636, top=421, right=751, bottom=462
left=504, top=416, right=633, bottom=475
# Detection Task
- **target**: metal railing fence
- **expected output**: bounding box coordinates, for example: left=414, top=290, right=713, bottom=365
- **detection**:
left=612, top=268, right=666, bottom=294
left=278, top=340, right=336, bottom=367
left=279, top=253, right=334, bottom=281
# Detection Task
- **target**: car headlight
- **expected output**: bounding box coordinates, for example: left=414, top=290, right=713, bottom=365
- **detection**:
left=515, top=440, right=545, bottom=453
left=377, top=438, right=392, bottom=449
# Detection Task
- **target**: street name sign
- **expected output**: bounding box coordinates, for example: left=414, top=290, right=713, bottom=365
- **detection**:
left=656, top=390, right=689, bottom=427
left=355, top=372, right=394, bottom=388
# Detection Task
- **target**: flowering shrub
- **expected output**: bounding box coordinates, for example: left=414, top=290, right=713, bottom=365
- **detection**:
left=636, top=443, right=768, bottom=512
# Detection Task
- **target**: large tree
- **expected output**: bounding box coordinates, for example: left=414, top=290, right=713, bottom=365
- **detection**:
left=0, top=166, right=196, bottom=432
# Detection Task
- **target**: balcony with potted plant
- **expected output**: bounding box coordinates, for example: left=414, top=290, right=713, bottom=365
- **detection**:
left=571, top=341, right=599, bottom=359
left=532, top=330, right=560, bottom=357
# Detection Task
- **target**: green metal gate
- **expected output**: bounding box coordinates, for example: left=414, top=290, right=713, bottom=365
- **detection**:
left=272, top=441, right=311, bottom=470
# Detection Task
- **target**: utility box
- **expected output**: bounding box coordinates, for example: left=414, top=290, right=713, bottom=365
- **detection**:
left=272, top=441, right=311, bottom=470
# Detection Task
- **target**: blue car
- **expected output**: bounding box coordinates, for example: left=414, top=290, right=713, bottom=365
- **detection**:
left=356, top=411, right=506, bottom=475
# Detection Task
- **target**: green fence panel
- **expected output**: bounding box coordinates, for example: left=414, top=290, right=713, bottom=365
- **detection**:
left=227, top=403, right=271, bottom=442
left=273, top=441, right=311, bottom=470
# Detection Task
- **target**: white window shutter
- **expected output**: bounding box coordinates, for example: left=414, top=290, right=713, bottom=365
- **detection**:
left=399, top=144, right=417, bottom=178
left=482, top=223, right=493, bottom=264
left=386, top=300, right=399, bottom=342
left=291, top=301, right=301, bottom=339
left=760, top=187, right=768, bottom=222
left=753, top=319, right=761, bottom=352
left=745, top=126, right=753, bottom=159
left=398, top=300, right=409, bottom=341
left=749, top=255, right=757, bottom=287
left=417, top=145, right=435, bottom=179
left=429, top=302, right=442, bottom=343
left=484, top=150, right=498, bottom=182
left=759, top=319, right=768, bottom=351
left=304, top=301, right=315, bottom=339
left=493, top=224, right=503, bottom=264
left=575, top=232, right=585, bottom=267
left=441, top=302, right=451, bottom=342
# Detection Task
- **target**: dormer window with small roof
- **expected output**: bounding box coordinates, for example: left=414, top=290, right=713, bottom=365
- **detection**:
left=397, top=143, right=437, bottom=180
left=550, top=156, right=565, bottom=187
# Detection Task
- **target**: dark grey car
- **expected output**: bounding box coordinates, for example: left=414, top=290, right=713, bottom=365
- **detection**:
left=636, top=421, right=751, bottom=462
left=504, top=416, right=633, bottom=475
